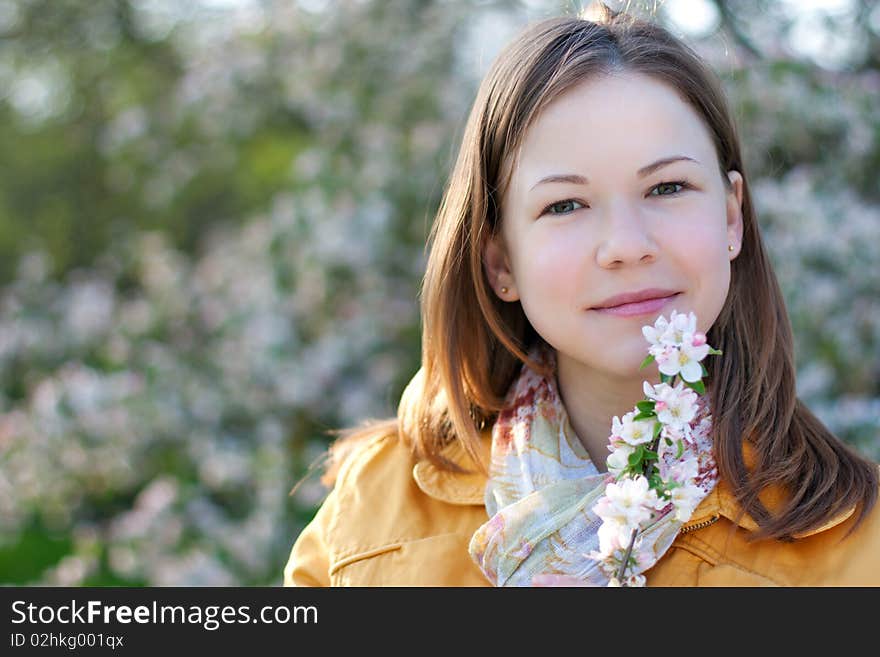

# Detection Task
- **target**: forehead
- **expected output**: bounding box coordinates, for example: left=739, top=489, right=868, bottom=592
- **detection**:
left=507, top=71, right=717, bottom=189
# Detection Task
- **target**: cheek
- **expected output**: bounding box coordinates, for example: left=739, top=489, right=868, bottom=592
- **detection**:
left=670, top=220, right=731, bottom=328
left=666, top=208, right=728, bottom=265
left=515, top=233, right=584, bottom=298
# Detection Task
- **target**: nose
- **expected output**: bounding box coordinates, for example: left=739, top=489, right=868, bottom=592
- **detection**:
left=595, top=203, right=658, bottom=268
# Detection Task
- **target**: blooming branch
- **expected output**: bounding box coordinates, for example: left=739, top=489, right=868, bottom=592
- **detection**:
left=589, top=309, right=722, bottom=587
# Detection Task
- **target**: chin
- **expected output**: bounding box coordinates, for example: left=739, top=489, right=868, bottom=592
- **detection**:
left=581, top=352, right=650, bottom=381
left=614, top=346, right=655, bottom=379
left=558, top=331, right=650, bottom=375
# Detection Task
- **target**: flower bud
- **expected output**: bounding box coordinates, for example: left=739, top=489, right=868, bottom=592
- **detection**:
left=692, top=332, right=707, bottom=346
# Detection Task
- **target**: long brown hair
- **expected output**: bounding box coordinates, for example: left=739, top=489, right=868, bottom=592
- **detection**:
left=316, top=3, right=877, bottom=541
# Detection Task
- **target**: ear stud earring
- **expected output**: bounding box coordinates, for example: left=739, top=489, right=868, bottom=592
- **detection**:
left=728, top=245, right=735, bottom=252
left=501, top=286, right=509, bottom=294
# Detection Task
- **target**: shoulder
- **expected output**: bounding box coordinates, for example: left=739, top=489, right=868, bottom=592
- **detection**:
left=329, top=424, right=491, bottom=507
left=803, top=480, right=880, bottom=585
left=329, top=428, right=488, bottom=522
left=330, top=428, right=416, bottom=499
left=297, top=428, right=491, bottom=586
left=764, top=492, right=880, bottom=586
left=324, top=425, right=491, bottom=539
left=319, top=427, right=433, bottom=547
left=678, top=476, right=880, bottom=586
left=763, top=465, right=880, bottom=586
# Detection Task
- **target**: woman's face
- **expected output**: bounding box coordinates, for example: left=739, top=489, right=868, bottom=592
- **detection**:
left=484, top=71, right=744, bottom=380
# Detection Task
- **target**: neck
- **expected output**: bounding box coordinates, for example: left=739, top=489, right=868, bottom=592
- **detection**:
left=555, top=351, right=658, bottom=473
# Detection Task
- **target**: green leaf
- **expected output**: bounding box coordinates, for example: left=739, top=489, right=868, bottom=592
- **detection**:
left=643, top=448, right=659, bottom=461
left=660, top=373, right=672, bottom=384
left=684, top=378, right=706, bottom=395
left=633, top=411, right=656, bottom=421
left=664, top=436, right=672, bottom=446
left=675, top=440, right=685, bottom=459
left=636, top=400, right=655, bottom=412
left=628, top=447, right=643, bottom=467
left=707, top=347, right=723, bottom=355
left=700, top=363, right=708, bottom=377
left=639, top=354, right=656, bottom=370
left=653, top=422, right=663, bottom=439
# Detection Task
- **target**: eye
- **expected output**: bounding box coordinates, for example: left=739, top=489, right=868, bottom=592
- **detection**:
left=540, top=199, right=586, bottom=217
left=649, top=180, right=691, bottom=196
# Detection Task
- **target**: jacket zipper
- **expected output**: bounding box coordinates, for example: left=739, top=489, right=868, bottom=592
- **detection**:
left=679, top=514, right=720, bottom=535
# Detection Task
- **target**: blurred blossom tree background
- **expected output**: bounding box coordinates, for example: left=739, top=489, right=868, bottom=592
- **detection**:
left=0, top=0, right=877, bottom=585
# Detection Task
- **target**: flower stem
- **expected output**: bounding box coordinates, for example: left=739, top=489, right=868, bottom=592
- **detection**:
left=616, top=373, right=679, bottom=586
left=615, top=527, right=639, bottom=582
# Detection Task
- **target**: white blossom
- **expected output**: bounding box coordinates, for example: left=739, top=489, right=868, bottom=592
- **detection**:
left=593, top=476, right=663, bottom=533
left=610, top=411, right=655, bottom=446
left=644, top=381, right=699, bottom=430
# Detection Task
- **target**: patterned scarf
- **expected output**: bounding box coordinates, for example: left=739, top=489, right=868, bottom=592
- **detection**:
left=468, top=342, right=718, bottom=586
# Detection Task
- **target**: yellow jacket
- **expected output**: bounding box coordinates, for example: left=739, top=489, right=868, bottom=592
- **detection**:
left=284, top=428, right=880, bottom=586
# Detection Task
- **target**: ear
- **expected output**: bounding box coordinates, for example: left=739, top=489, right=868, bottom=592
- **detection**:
left=482, top=231, right=519, bottom=302
left=725, top=170, right=744, bottom=259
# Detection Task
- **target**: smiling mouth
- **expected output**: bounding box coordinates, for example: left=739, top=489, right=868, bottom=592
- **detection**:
left=592, top=292, right=681, bottom=317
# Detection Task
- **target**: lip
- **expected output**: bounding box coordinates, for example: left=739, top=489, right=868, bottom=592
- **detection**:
left=591, top=289, right=681, bottom=317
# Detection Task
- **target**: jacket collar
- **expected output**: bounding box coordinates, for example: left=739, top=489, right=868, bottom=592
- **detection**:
left=412, top=429, right=856, bottom=536
left=411, top=430, right=491, bottom=506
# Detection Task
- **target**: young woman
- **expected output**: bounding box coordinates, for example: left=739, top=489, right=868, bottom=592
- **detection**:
left=283, top=4, right=880, bottom=587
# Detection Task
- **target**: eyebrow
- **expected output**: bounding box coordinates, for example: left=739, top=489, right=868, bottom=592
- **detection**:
left=528, top=155, right=700, bottom=191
